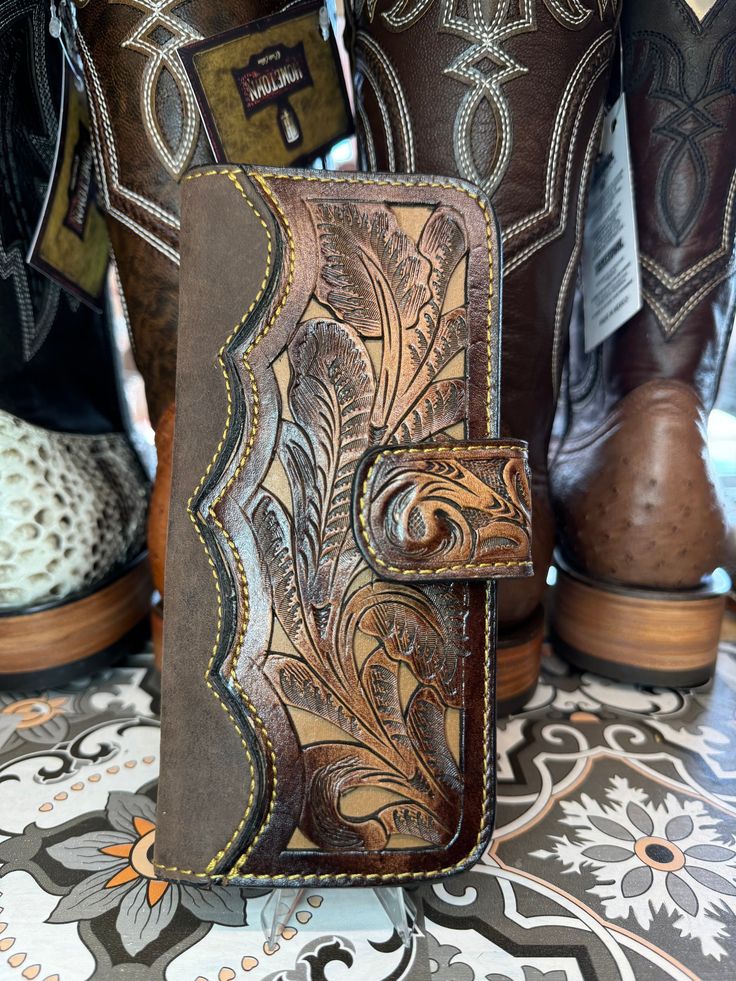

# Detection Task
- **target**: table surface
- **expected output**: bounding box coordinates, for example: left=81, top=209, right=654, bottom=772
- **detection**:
left=1, top=618, right=735, bottom=981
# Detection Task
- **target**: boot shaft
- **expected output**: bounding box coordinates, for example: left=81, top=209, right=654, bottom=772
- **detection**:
left=0, top=0, right=123, bottom=435
left=72, top=0, right=286, bottom=422
left=597, top=0, right=736, bottom=409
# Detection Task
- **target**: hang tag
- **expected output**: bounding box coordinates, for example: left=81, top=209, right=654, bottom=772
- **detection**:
left=581, top=95, right=642, bottom=352
left=179, top=0, right=353, bottom=167
left=27, top=65, right=109, bottom=310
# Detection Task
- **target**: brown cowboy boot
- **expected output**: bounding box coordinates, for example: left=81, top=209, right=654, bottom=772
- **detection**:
left=550, top=0, right=735, bottom=686
left=348, top=0, right=621, bottom=712
left=0, top=0, right=149, bottom=688
left=69, top=0, right=284, bottom=664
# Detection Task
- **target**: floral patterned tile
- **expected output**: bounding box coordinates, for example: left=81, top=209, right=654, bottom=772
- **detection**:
left=1, top=628, right=735, bottom=979
left=422, top=630, right=736, bottom=981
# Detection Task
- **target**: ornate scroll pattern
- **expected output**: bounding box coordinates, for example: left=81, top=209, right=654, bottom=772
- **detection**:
left=110, top=0, right=202, bottom=179
left=365, top=0, right=615, bottom=197
left=356, top=444, right=532, bottom=579
left=626, top=28, right=736, bottom=336
left=246, top=201, right=475, bottom=853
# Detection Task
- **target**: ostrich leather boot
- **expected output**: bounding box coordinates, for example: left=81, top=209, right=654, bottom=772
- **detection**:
left=550, top=0, right=735, bottom=686
left=348, top=0, right=620, bottom=712
left=0, top=0, right=149, bottom=689
left=71, top=0, right=283, bottom=665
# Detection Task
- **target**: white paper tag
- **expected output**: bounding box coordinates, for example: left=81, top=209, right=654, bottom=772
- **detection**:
left=581, top=95, right=642, bottom=352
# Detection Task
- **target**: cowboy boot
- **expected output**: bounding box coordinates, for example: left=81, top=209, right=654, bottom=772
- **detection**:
left=348, top=0, right=621, bottom=712
left=69, top=0, right=285, bottom=664
left=550, top=0, right=735, bottom=685
left=0, top=0, right=149, bottom=688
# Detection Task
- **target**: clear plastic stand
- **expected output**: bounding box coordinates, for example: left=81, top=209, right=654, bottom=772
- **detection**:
left=261, top=886, right=412, bottom=950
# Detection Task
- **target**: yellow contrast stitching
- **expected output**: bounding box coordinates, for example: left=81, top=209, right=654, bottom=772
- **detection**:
left=161, top=167, right=275, bottom=880
left=155, top=167, right=498, bottom=884
left=357, top=445, right=531, bottom=575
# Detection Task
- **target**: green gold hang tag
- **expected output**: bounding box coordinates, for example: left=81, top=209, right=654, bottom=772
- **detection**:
left=179, top=0, right=353, bottom=167
left=27, top=63, right=109, bottom=310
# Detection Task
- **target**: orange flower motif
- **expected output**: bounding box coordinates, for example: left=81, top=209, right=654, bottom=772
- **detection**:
left=100, top=815, right=171, bottom=907
left=1, top=696, right=67, bottom=730
left=47, top=791, right=246, bottom=956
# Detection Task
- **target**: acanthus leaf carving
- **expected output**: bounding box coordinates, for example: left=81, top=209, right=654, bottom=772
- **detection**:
left=244, top=199, right=471, bottom=852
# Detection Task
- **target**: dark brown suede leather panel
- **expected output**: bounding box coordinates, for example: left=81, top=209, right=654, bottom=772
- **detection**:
left=552, top=0, right=735, bottom=592
left=348, top=0, right=620, bottom=625
left=354, top=441, right=532, bottom=581
left=154, top=165, right=508, bottom=886
left=155, top=168, right=275, bottom=880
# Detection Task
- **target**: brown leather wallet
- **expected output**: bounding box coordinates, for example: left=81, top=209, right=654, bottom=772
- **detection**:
left=154, top=164, right=532, bottom=887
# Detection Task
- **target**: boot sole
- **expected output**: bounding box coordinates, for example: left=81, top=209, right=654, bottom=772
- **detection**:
left=0, top=553, right=152, bottom=690
left=497, top=606, right=544, bottom=716
left=551, top=552, right=730, bottom=687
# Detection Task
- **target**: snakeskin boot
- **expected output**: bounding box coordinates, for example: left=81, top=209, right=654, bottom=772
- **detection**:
left=348, top=0, right=621, bottom=712
left=550, top=0, right=735, bottom=685
left=0, top=0, right=149, bottom=688
left=69, top=0, right=285, bottom=664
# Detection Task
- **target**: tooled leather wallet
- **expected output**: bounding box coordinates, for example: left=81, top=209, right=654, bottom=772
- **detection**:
left=154, top=164, right=533, bottom=887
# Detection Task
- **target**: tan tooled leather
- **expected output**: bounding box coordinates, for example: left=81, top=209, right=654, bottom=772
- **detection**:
left=153, top=165, right=524, bottom=886
left=552, top=0, right=736, bottom=591
left=73, top=0, right=283, bottom=422
left=347, top=0, right=621, bottom=627
left=355, top=442, right=532, bottom=581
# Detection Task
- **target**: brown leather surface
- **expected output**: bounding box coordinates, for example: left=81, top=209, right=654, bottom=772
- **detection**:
left=74, top=0, right=284, bottom=420
left=354, top=441, right=532, bottom=581
left=552, top=0, right=736, bottom=592
left=348, top=0, right=620, bottom=625
left=553, top=380, right=727, bottom=589
left=147, top=401, right=175, bottom=598
left=107, top=225, right=180, bottom=426
left=154, top=165, right=513, bottom=886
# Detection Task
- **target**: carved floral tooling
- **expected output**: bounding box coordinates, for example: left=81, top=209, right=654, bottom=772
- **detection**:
left=249, top=200, right=473, bottom=851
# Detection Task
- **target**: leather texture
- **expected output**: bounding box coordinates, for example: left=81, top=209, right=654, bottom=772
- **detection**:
left=72, top=0, right=284, bottom=423
left=0, top=0, right=124, bottom=436
left=154, top=165, right=521, bottom=886
left=0, top=0, right=150, bottom=617
left=0, top=409, right=148, bottom=609
left=552, top=0, right=736, bottom=591
left=347, top=0, right=620, bottom=625
left=354, top=442, right=531, bottom=581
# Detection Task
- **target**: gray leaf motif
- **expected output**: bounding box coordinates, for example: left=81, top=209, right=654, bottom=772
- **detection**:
left=48, top=866, right=133, bottom=923
left=666, top=872, right=699, bottom=916
left=685, top=844, right=736, bottom=863
left=107, top=790, right=156, bottom=835
left=626, top=802, right=654, bottom=837
left=179, top=882, right=248, bottom=925
left=48, top=831, right=132, bottom=872
left=427, top=932, right=474, bottom=981
left=686, top=866, right=736, bottom=896
left=581, top=845, right=633, bottom=863
left=665, top=815, right=693, bottom=842
left=621, top=864, right=653, bottom=899
left=116, top=878, right=178, bottom=957
left=589, top=815, right=635, bottom=841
